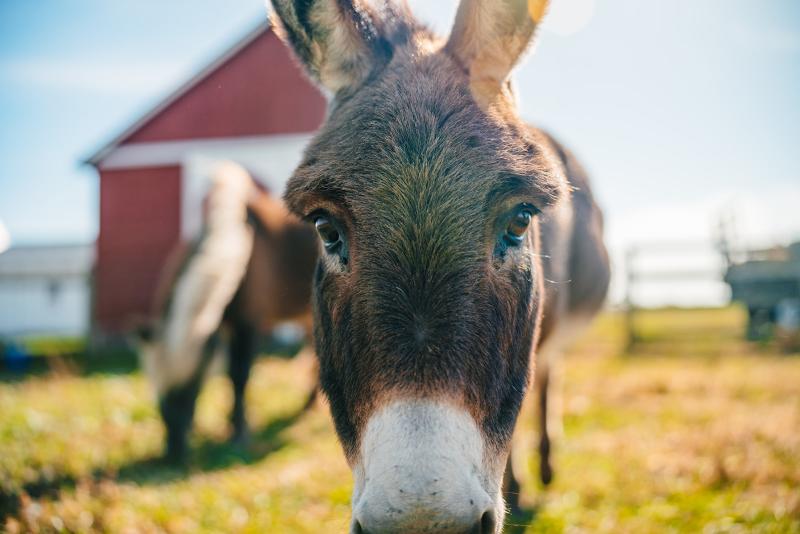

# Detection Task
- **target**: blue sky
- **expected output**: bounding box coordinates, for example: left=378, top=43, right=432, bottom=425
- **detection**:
left=1, top=0, right=799, bottom=303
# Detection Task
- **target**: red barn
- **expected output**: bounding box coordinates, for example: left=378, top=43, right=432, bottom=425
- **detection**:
left=86, top=24, right=325, bottom=334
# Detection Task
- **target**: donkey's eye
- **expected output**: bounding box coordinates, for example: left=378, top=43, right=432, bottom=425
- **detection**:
left=504, top=207, right=535, bottom=245
left=313, top=214, right=349, bottom=267
left=314, top=216, right=341, bottom=249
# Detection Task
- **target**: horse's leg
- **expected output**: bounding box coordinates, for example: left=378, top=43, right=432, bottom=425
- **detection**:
left=300, top=384, right=318, bottom=412
left=160, top=379, right=202, bottom=463
left=292, top=344, right=319, bottom=413
left=160, top=333, right=219, bottom=463
left=229, top=321, right=256, bottom=444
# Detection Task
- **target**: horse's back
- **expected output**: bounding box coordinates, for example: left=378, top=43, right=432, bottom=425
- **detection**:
left=232, top=190, right=318, bottom=330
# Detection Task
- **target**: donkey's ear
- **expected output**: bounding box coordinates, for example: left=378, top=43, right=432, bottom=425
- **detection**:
left=270, top=0, right=393, bottom=95
left=446, top=0, right=549, bottom=108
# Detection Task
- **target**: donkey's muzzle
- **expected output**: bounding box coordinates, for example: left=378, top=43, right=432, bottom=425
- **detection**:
left=351, top=509, right=496, bottom=534
left=350, top=400, right=502, bottom=534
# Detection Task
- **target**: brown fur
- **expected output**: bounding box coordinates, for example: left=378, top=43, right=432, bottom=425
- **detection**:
left=233, top=190, right=318, bottom=331
left=272, top=0, right=610, bottom=527
left=149, top=188, right=318, bottom=334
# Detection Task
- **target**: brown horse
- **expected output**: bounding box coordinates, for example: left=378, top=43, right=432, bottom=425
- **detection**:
left=271, top=0, right=610, bottom=532
left=138, top=161, right=318, bottom=462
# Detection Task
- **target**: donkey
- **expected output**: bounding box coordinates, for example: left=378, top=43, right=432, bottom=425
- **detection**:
left=139, top=162, right=319, bottom=462
left=270, top=0, right=609, bottom=531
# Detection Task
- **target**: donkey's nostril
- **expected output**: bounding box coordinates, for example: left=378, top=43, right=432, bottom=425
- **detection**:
left=478, top=508, right=497, bottom=534
left=350, top=519, right=365, bottom=534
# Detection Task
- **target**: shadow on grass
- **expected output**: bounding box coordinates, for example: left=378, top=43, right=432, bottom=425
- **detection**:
left=116, top=406, right=306, bottom=486
left=0, top=471, right=80, bottom=520
left=0, top=406, right=309, bottom=521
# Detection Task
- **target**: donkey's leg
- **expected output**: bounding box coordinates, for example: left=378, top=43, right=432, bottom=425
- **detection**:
left=534, top=341, right=563, bottom=486
left=535, top=362, right=553, bottom=486
left=159, top=333, right=219, bottom=463
left=228, top=321, right=257, bottom=444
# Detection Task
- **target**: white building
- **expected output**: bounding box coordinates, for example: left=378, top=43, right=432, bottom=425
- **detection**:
left=0, top=244, right=94, bottom=337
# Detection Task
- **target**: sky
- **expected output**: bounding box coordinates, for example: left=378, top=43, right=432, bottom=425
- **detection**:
left=0, top=0, right=799, bottom=305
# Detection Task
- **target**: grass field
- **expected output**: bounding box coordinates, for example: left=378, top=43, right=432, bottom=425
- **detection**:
left=2, top=307, right=799, bottom=533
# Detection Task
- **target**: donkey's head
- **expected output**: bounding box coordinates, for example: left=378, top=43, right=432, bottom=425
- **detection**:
left=272, top=1, right=565, bottom=531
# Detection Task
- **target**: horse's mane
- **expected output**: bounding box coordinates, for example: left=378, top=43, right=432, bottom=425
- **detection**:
left=141, top=162, right=257, bottom=394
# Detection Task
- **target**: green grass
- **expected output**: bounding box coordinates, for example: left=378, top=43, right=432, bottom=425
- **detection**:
left=2, top=306, right=799, bottom=533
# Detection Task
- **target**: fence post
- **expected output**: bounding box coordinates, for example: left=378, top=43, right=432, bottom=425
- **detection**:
left=625, top=246, right=637, bottom=351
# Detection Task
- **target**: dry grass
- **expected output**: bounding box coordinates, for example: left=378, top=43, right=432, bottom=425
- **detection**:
left=2, top=306, right=799, bottom=533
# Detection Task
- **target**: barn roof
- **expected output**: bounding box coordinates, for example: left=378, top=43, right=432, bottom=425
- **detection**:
left=85, top=22, right=324, bottom=167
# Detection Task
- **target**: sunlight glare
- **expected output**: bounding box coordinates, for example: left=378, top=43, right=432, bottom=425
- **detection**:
left=543, top=0, right=596, bottom=36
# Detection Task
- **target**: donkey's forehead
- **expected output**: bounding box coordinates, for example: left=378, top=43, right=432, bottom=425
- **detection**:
left=329, top=50, right=494, bottom=167
left=286, top=48, right=563, bottom=217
